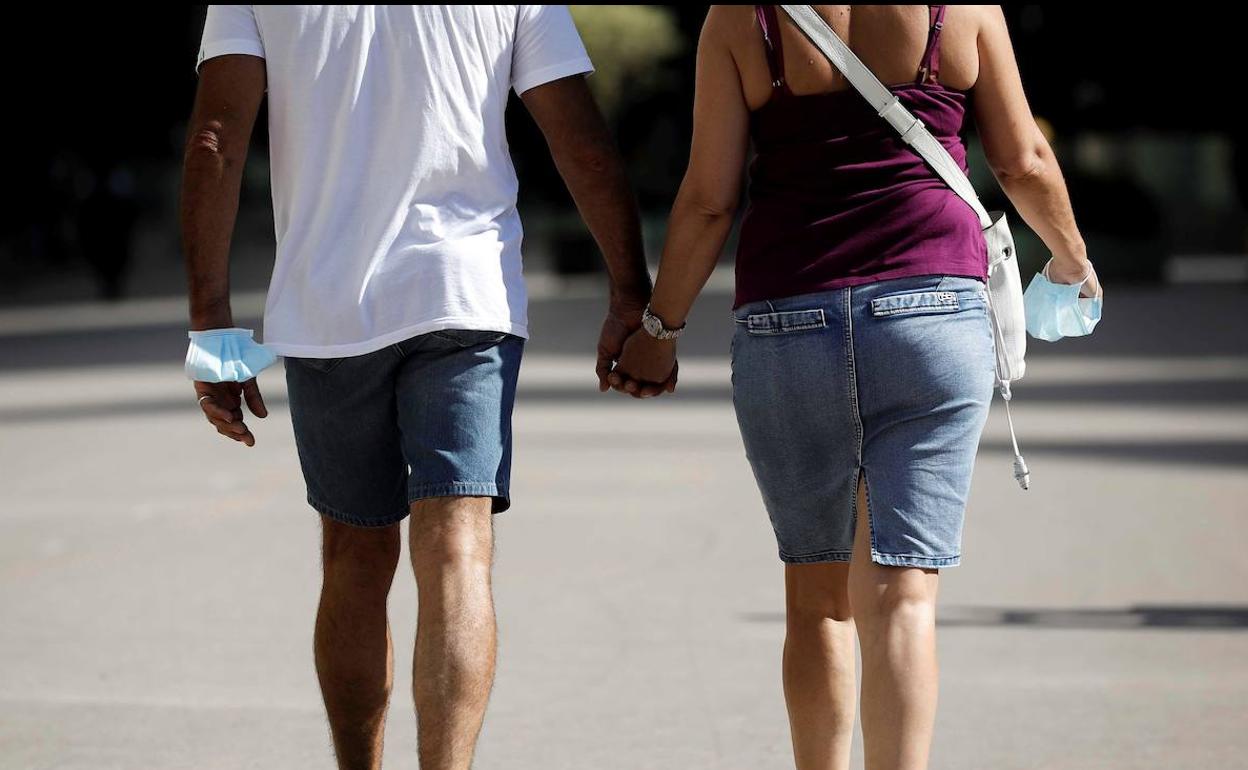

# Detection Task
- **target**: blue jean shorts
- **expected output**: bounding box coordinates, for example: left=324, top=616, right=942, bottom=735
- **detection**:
left=731, top=275, right=995, bottom=568
left=285, top=329, right=524, bottom=527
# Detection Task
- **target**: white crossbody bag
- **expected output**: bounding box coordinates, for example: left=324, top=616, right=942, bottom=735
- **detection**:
left=780, top=5, right=1031, bottom=489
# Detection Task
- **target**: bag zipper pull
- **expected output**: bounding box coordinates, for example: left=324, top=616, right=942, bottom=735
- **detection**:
left=998, top=381, right=1030, bottom=490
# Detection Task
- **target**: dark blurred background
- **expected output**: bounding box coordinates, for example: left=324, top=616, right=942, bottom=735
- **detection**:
left=2, top=5, right=1247, bottom=307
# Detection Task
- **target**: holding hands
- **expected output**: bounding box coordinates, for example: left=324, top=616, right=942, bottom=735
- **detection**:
left=609, top=329, right=679, bottom=398
left=601, top=304, right=681, bottom=399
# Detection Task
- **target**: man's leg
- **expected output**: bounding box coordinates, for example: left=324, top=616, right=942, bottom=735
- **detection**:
left=315, top=516, right=403, bottom=770
left=409, top=496, right=496, bottom=770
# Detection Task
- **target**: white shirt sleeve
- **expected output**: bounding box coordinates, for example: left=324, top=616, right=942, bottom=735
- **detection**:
left=510, top=5, right=594, bottom=96
left=197, top=5, right=265, bottom=72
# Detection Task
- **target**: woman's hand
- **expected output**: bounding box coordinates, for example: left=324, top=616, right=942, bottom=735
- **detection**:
left=607, top=329, right=678, bottom=398
left=1047, top=255, right=1101, bottom=298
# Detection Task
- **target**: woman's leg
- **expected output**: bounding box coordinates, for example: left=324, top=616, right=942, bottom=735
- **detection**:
left=783, top=562, right=857, bottom=770
left=849, top=479, right=941, bottom=770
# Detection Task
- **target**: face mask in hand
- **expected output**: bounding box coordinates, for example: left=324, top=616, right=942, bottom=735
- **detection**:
left=1023, top=260, right=1103, bottom=342
left=185, top=328, right=278, bottom=382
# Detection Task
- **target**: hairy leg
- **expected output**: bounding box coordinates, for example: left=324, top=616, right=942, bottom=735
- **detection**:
left=315, top=516, right=402, bottom=770
left=409, top=496, right=496, bottom=770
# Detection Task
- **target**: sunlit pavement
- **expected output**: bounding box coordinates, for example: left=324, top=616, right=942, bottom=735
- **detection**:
left=2, top=282, right=1246, bottom=769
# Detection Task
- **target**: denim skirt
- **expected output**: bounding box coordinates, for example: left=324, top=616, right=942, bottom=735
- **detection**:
left=730, top=275, right=995, bottom=568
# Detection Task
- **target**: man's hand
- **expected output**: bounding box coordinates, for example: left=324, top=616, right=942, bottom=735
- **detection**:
left=596, top=299, right=647, bottom=392
left=195, top=379, right=268, bottom=447
left=608, top=329, right=678, bottom=399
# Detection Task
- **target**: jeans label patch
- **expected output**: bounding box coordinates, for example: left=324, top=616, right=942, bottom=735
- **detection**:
left=870, top=291, right=960, bottom=317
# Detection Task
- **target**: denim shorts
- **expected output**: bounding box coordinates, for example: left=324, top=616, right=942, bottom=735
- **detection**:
left=731, top=275, right=995, bottom=568
left=285, top=329, right=524, bottom=527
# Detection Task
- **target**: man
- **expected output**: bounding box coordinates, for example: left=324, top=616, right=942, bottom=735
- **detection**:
left=182, top=6, right=669, bottom=769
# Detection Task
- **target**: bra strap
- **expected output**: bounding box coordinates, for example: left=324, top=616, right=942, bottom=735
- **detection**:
left=756, top=5, right=791, bottom=95
left=917, top=5, right=947, bottom=84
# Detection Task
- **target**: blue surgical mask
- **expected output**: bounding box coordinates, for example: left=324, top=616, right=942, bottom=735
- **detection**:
left=185, top=328, right=278, bottom=382
left=1023, top=261, right=1103, bottom=342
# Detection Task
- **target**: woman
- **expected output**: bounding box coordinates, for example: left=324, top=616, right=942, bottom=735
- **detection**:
left=610, top=6, right=1096, bottom=770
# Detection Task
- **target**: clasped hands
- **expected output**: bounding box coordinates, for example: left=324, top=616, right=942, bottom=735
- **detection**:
left=596, top=303, right=679, bottom=400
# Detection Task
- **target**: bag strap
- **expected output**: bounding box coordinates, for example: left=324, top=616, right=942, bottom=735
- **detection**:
left=778, top=5, right=992, bottom=230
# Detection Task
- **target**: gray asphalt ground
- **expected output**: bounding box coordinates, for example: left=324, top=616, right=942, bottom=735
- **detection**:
left=1, top=280, right=1246, bottom=770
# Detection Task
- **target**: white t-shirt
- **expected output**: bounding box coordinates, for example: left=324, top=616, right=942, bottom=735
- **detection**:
left=198, top=5, right=593, bottom=357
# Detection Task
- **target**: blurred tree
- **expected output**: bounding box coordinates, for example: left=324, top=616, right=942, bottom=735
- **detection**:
left=569, top=5, right=684, bottom=123
left=536, top=5, right=687, bottom=274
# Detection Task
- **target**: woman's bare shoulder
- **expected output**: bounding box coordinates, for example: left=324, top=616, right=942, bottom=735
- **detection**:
left=703, top=5, right=758, bottom=44
left=954, top=4, right=1004, bottom=35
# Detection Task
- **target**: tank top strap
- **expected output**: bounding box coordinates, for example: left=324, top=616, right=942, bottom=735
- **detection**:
left=756, top=5, right=792, bottom=97
left=917, top=5, right=948, bottom=85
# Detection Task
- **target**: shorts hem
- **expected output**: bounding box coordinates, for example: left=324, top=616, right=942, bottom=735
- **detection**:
left=780, top=549, right=853, bottom=565
left=408, top=482, right=511, bottom=514
left=307, top=494, right=410, bottom=528
left=872, top=551, right=961, bottom=568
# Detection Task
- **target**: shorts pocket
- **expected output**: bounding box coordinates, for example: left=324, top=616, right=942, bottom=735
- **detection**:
left=870, top=290, right=960, bottom=318
left=744, top=309, right=826, bottom=335
left=294, top=356, right=344, bottom=374
left=429, top=329, right=511, bottom=348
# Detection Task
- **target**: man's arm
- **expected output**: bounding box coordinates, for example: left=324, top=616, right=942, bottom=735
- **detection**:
left=519, top=76, right=657, bottom=391
left=182, top=54, right=266, bottom=329
left=181, top=54, right=268, bottom=446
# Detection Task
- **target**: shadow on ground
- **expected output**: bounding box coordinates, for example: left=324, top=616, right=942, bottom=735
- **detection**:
left=741, top=605, right=1248, bottom=631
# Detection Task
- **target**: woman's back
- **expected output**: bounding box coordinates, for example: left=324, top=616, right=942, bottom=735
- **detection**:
left=726, top=5, right=991, bottom=307
left=728, top=5, right=982, bottom=108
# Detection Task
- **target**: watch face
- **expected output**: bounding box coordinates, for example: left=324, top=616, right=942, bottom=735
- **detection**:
left=643, top=313, right=661, bottom=337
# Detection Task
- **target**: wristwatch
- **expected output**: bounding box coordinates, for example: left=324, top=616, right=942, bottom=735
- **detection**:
left=641, top=305, right=685, bottom=341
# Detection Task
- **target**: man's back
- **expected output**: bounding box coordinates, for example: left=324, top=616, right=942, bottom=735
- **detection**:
left=199, top=5, right=592, bottom=357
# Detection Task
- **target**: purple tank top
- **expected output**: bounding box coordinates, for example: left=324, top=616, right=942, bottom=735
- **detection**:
left=735, top=5, right=988, bottom=308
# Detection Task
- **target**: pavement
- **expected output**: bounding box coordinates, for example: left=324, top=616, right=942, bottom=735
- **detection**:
left=1, top=279, right=1246, bottom=770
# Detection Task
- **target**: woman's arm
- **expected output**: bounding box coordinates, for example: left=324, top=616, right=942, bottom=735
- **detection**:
left=609, top=8, right=751, bottom=393
left=648, top=9, right=751, bottom=327
left=972, top=7, right=1095, bottom=289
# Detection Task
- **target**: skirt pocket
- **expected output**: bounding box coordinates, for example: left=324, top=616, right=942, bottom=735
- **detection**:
left=869, top=290, right=961, bottom=318
left=743, top=308, right=827, bottom=335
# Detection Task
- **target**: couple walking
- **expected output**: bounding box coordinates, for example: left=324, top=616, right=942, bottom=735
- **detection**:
left=183, top=5, right=1096, bottom=769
